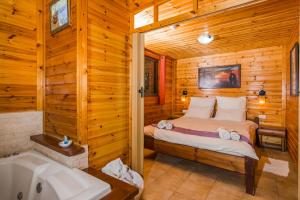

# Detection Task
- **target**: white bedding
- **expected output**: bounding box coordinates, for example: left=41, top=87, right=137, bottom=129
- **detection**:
left=147, top=117, right=259, bottom=160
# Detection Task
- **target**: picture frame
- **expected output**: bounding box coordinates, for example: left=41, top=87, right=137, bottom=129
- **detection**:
left=50, top=0, right=71, bottom=34
left=198, top=65, right=241, bottom=89
left=290, top=42, right=299, bottom=96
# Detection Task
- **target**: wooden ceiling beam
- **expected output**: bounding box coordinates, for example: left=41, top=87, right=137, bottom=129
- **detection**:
left=131, top=0, right=268, bottom=33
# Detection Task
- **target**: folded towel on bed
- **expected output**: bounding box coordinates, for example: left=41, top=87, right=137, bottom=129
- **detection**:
left=230, top=131, right=241, bottom=141
left=165, top=122, right=173, bottom=130
left=157, top=120, right=173, bottom=130
left=218, top=128, right=231, bottom=140
left=157, top=120, right=167, bottom=129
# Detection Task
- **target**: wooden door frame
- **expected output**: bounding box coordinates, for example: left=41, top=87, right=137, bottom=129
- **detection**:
left=130, top=33, right=145, bottom=174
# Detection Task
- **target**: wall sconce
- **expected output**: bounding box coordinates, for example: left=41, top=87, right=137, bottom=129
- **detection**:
left=258, top=89, right=266, bottom=104
left=181, top=89, right=188, bottom=102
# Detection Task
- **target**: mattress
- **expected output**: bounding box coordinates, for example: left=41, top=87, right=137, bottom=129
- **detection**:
left=144, top=117, right=259, bottom=159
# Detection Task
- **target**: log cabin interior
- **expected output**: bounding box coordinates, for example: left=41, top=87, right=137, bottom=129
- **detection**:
left=0, top=0, right=299, bottom=200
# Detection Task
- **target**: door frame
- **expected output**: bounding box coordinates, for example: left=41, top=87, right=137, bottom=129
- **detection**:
left=130, top=33, right=145, bottom=174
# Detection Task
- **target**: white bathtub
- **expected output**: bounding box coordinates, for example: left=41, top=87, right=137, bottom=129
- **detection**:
left=0, top=151, right=111, bottom=200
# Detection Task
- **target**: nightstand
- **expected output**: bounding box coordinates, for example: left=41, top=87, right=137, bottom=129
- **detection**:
left=257, top=125, right=287, bottom=151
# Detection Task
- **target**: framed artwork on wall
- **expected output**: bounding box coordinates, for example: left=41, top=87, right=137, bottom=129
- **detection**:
left=50, top=0, right=70, bottom=34
left=290, top=42, right=299, bottom=96
left=198, top=65, right=241, bottom=89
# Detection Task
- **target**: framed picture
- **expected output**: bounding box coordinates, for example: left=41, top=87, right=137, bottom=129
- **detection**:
left=50, top=0, right=70, bottom=34
left=290, top=42, right=299, bottom=96
left=198, top=65, right=241, bottom=89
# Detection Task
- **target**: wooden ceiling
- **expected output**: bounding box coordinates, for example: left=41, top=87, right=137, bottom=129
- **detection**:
left=144, top=0, right=299, bottom=59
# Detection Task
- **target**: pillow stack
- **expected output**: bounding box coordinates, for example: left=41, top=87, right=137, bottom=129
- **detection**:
left=214, top=96, right=247, bottom=122
left=184, top=97, right=216, bottom=119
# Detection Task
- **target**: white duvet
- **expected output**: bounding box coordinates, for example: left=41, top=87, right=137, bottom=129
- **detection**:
left=151, top=117, right=259, bottom=160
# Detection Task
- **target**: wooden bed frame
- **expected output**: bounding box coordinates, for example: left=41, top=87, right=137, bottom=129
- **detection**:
left=144, top=125, right=258, bottom=195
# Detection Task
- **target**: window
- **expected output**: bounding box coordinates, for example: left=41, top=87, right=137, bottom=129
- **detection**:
left=144, top=56, right=158, bottom=97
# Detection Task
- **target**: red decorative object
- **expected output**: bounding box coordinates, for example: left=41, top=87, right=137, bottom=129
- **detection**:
left=159, top=56, right=166, bottom=105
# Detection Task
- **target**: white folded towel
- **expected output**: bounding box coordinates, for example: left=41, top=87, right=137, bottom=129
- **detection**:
left=230, top=131, right=240, bottom=141
left=157, top=120, right=167, bottom=129
left=165, top=122, right=173, bottom=130
left=102, top=158, right=143, bottom=187
left=218, top=127, right=231, bottom=140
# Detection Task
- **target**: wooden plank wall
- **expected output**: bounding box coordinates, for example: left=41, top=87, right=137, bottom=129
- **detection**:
left=44, top=0, right=78, bottom=140
left=175, top=46, right=286, bottom=127
left=144, top=50, right=175, bottom=125
left=0, top=0, right=43, bottom=112
left=87, top=0, right=131, bottom=169
left=286, top=25, right=299, bottom=161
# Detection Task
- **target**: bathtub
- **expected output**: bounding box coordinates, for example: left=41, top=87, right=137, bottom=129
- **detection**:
left=0, top=151, right=111, bottom=200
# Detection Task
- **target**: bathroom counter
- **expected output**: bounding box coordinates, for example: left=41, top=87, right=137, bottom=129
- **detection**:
left=84, top=168, right=139, bottom=200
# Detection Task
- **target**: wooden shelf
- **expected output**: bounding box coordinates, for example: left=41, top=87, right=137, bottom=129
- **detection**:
left=30, top=134, right=85, bottom=157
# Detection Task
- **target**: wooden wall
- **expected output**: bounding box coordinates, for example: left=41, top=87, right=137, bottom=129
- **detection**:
left=0, top=0, right=44, bottom=112
left=144, top=50, right=175, bottom=125
left=286, top=25, right=299, bottom=162
left=87, top=0, right=131, bottom=169
left=175, top=46, right=286, bottom=127
left=44, top=0, right=78, bottom=141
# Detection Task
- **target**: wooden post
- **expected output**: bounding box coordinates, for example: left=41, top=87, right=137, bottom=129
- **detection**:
left=154, top=4, right=159, bottom=22
left=159, top=56, right=166, bottom=105
left=36, top=0, right=45, bottom=112
left=77, top=0, right=88, bottom=145
left=193, top=0, right=198, bottom=14
left=245, top=157, right=257, bottom=195
left=131, top=33, right=145, bottom=174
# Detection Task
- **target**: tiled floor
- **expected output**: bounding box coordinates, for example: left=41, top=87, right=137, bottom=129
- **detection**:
left=142, top=148, right=297, bottom=200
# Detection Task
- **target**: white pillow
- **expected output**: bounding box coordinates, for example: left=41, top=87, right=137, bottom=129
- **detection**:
left=214, top=108, right=246, bottom=122
left=216, top=96, right=246, bottom=111
left=185, top=97, right=216, bottom=119
left=215, top=96, right=247, bottom=122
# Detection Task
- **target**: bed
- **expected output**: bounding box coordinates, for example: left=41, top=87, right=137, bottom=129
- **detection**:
left=144, top=97, right=259, bottom=195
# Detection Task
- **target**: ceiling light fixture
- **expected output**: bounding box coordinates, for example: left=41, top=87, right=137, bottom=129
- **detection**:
left=197, top=33, right=214, bottom=44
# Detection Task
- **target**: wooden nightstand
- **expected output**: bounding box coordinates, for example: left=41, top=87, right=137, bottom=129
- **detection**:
left=257, top=125, right=287, bottom=151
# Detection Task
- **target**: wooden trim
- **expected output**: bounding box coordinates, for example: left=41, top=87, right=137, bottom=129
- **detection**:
left=131, top=33, right=144, bottom=174
left=171, top=60, right=177, bottom=115
left=159, top=56, right=166, bottom=105
left=193, top=0, right=198, bottom=13
left=145, top=48, right=160, bottom=60
left=131, top=0, right=170, bottom=14
left=282, top=46, right=287, bottom=127
left=132, top=0, right=266, bottom=33
left=77, top=0, right=88, bottom=145
left=154, top=5, right=159, bottom=22
left=37, top=0, right=45, bottom=111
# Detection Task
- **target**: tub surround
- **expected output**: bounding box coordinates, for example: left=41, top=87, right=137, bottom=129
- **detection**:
left=0, top=111, right=43, bottom=157
left=30, top=134, right=88, bottom=169
left=30, top=134, right=85, bottom=157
